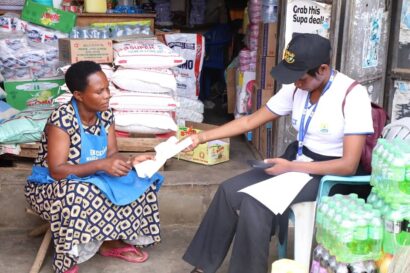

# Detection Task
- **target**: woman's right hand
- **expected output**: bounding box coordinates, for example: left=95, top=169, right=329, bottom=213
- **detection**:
left=103, top=157, right=132, bottom=177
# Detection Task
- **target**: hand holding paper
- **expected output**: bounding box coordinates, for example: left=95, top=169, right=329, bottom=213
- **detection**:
left=134, top=136, right=193, bottom=178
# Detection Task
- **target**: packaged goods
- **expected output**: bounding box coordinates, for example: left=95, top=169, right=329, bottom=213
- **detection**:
left=0, top=104, right=56, bottom=143
left=176, top=122, right=230, bottom=165
left=59, top=38, right=113, bottom=64
left=113, top=38, right=185, bottom=69
left=4, top=77, right=64, bottom=110
left=0, top=101, right=19, bottom=123
left=114, top=111, right=177, bottom=134
left=164, top=33, right=205, bottom=99
left=111, top=68, right=176, bottom=94
left=21, top=0, right=77, bottom=33
left=109, top=91, right=177, bottom=112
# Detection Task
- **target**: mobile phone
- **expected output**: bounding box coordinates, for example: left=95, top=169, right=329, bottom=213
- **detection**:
left=247, top=159, right=274, bottom=169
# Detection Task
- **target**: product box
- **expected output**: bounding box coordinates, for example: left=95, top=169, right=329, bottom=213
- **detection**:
left=257, top=23, right=278, bottom=57
left=21, top=0, right=77, bottom=33
left=226, top=65, right=236, bottom=114
left=4, top=77, right=64, bottom=110
left=252, top=122, right=274, bottom=159
left=256, top=56, right=276, bottom=90
left=59, top=39, right=113, bottom=64
left=251, top=85, right=274, bottom=112
left=175, top=122, right=230, bottom=165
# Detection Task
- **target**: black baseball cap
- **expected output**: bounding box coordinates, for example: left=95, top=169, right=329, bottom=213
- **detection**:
left=270, top=33, right=331, bottom=84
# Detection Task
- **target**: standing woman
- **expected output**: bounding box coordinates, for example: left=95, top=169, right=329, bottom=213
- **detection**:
left=183, top=34, right=374, bottom=273
left=25, top=61, right=163, bottom=273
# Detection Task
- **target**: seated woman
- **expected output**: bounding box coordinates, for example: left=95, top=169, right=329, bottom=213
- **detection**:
left=25, top=61, right=163, bottom=273
left=182, top=34, right=374, bottom=273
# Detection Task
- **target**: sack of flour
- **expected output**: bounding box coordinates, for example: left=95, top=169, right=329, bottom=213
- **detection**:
left=111, top=68, right=176, bottom=94
left=113, top=38, right=185, bottom=69
left=164, top=33, right=205, bottom=99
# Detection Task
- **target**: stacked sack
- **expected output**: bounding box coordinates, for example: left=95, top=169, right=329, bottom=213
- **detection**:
left=111, top=38, right=184, bottom=135
left=164, top=33, right=205, bottom=125
left=0, top=13, right=66, bottom=81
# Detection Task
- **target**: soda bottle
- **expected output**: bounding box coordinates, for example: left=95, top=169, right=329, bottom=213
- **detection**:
left=367, top=210, right=383, bottom=260
left=397, top=140, right=410, bottom=195
left=334, top=262, right=349, bottom=273
left=348, top=261, right=367, bottom=273
left=383, top=203, right=403, bottom=254
left=316, top=196, right=330, bottom=245
left=319, top=247, right=331, bottom=271
left=310, top=245, right=325, bottom=273
left=352, top=214, right=368, bottom=257
left=338, top=217, right=355, bottom=263
left=397, top=206, right=410, bottom=247
left=364, top=260, right=378, bottom=273
left=327, top=255, right=337, bottom=273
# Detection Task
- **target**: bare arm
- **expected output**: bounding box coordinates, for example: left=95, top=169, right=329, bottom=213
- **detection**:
left=265, top=134, right=366, bottom=176
left=47, top=123, right=132, bottom=180
left=189, top=106, right=280, bottom=148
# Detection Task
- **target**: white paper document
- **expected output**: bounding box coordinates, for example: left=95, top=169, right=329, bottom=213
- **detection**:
left=239, top=172, right=312, bottom=214
left=134, top=136, right=193, bottom=178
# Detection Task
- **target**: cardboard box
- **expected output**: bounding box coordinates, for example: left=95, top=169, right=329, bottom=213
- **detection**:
left=59, top=39, right=113, bottom=64
left=21, top=0, right=77, bottom=33
left=257, top=23, right=278, bottom=57
left=176, top=122, right=230, bottom=165
left=256, top=56, right=276, bottom=90
left=252, top=86, right=274, bottom=112
left=226, top=65, right=236, bottom=114
left=4, top=77, right=65, bottom=110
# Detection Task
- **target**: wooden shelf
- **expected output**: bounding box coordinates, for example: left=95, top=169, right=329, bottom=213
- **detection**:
left=75, top=12, right=156, bottom=32
left=0, top=10, right=156, bottom=32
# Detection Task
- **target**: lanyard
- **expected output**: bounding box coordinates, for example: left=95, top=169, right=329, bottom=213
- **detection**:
left=297, top=70, right=335, bottom=156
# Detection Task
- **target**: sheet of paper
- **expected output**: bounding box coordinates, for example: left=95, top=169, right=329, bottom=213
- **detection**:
left=239, top=172, right=312, bottom=214
left=134, top=136, right=193, bottom=178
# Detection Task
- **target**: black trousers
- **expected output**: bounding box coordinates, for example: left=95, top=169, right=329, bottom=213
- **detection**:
left=183, top=142, right=370, bottom=273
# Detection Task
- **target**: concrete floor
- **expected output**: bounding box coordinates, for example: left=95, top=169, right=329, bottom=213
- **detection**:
left=0, top=225, right=291, bottom=273
left=0, top=101, right=296, bottom=273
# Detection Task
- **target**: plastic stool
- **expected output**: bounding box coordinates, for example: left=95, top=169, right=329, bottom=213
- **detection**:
left=277, top=202, right=316, bottom=271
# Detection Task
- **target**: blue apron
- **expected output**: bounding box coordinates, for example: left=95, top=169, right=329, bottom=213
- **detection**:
left=28, top=99, right=163, bottom=206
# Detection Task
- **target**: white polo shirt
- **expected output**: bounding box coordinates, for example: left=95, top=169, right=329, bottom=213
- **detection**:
left=266, top=72, right=374, bottom=157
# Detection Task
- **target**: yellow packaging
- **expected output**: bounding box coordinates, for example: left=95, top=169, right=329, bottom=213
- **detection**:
left=84, top=0, right=107, bottom=13
left=176, top=122, right=230, bottom=165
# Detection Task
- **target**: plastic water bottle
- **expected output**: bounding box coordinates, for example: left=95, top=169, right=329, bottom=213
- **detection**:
left=383, top=203, right=403, bottom=254
left=351, top=214, right=368, bottom=256
left=262, top=0, right=278, bottom=23
left=337, top=217, right=355, bottom=263
left=315, top=196, right=330, bottom=245
left=368, top=210, right=383, bottom=259
left=397, top=140, right=410, bottom=195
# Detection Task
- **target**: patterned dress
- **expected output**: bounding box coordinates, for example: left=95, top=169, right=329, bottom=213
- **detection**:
left=24, top=101, right=161, bottom=273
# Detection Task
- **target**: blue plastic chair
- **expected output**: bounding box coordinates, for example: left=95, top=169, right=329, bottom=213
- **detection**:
left=277, top=175, right=370, bottom=269
left=277, top=117, right=410, bottom=269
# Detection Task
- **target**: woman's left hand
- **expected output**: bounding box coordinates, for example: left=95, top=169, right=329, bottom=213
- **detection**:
left=263, top=158, right=292, bottom=176
left=131, top=154, right=155, bottom=165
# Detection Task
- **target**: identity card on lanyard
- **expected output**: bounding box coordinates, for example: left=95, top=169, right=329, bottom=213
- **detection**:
left=296, top=70, right=335, bottom=160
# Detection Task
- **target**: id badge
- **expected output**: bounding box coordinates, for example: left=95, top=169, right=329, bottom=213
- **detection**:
left=295, top=154, right=313, bottom=162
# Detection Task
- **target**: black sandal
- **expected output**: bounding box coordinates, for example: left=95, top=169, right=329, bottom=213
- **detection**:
left=190, top=268, right=204, bottom=273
